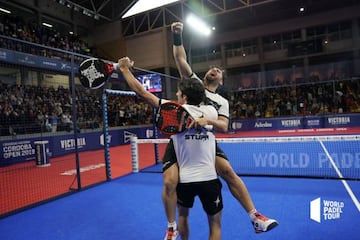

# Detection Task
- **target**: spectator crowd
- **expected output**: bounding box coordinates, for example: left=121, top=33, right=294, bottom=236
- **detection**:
left=0, top=13, right=359, bottom=137
left=1, top=78, right=359, bottom=136
left=0, top=15, right=93, bottom=62
left=0, top=81, right=153, bottom=136
left=229, top=80, right=360, bottom=119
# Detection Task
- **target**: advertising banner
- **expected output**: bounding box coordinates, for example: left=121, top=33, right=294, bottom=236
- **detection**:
left=324, top=114, right=360, bottom=128
left=219, top=137, right=360, bottom=179
left=0, top=48, right=77, bottom=72
left=231, top=113, right=360, bottom=131
left=0, top=126, right=154, bottom=166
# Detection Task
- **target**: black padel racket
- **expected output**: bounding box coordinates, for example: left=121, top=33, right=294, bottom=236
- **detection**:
left=79, top=58, right=117, bottom=89
left=156, top=101, right=194, bottom=135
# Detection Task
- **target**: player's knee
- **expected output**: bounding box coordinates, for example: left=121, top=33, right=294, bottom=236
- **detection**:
left=164, top=179, right=177, bottom=190
left=163, top=175, right=178, bottom=194
left=163, top=165, right=179, bottom=190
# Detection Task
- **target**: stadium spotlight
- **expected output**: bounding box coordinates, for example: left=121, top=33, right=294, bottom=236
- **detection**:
left=122, top=0, right=180, bottom=18
left=186, top=14, right=212, bottom=36
left=0, top=7, right=11, bottom=14
left=42, top=22, right=53, bottom=28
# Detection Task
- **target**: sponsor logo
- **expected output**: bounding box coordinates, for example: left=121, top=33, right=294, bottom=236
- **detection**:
left=124, top=131, right=136, bottom=143
left=146, top=129, right=153, bottom=138
left=310, top=197, right=344, bottom=223
left=254, top=121, right=272, bottom=128
left=80, top=61, right=105, bottom=86
left=60, top=137, right=86, bottom=150
left=328, top=117, right=350, bottom=125
left=18, top=56, right=36, bottom=65
left=184, top=134, right=209, bottom=141
left=232, top=122, right=243, bottom=130
left=42, top=61, right=57, bottom=67
left=318, top=153, right=360, bottom=168
left=253, top=153, right=309, bottom=168
left=281, top=119, right=301, bottom=127
left=100, top=134, right=112, bottom=146
left=2, top=141, right=35, bottom=159
left=253, top=152, right=360, bottom=168
left=307, top=119, right=320, bottom=126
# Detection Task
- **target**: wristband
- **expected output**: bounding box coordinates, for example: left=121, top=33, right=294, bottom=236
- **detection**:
left=172, top=32, right=183, bottom=46
left=204, top=125, right=213, bottom=131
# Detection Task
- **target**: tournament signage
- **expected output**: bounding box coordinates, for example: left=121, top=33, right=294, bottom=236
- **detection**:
left=310, top=197, right=345, bottom=223
left=231, top=113, right=360, bottom=131
left=0, top=49, right=77, bottom=72
left=2, top=140, right=35, bottom=161
left=218, top=135, right=360, bottom=180
left=0, top=126, right=153, bottom=166
left=231, top=116, right=305, bottom=131
left=324, top=114, right=359, bottom=127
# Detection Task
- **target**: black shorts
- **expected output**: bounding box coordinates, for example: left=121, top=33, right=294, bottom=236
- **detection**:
left=215, top=141, right=228, bottom=161
left=176, top=179, right=223, bottom=216
left=162, top=140, right=229, bottom=172
left=162, top=139, right=177, bottom=172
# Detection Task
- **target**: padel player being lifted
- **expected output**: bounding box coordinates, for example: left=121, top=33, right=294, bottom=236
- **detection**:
left=165, top=21, right=279, bottom=238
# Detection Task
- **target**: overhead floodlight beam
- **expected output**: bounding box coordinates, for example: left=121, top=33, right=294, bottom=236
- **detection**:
left=122, top=0, right=180, bottom=19
left=42, top=22, right=53, bottom=28
left=186, top=14, right=211, bottom=36
left=0, top=7, right=11, bottom=14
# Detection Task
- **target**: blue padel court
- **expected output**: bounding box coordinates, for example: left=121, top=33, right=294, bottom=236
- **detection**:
left=0, top=172, right=359, bottom=240
left=1, top=135, right=359, bottom=239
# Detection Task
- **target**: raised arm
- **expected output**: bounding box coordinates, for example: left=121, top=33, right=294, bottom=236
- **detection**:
left=171, top=22, right=192, bottom=79
left=171, top=22, right=229, bottom=133
left=118, top=57, right=160, bottom=107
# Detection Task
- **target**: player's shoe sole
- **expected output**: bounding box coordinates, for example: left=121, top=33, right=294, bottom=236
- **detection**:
left=252, top=212, right=279, bottom=233
left=254, top=220, right=278, bottom=233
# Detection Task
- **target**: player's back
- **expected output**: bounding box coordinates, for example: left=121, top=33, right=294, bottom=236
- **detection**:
left=171, top=128, right=217, bottom=183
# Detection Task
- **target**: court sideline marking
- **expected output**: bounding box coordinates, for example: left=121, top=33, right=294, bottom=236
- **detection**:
left=318, top=139, right=360, bottom=212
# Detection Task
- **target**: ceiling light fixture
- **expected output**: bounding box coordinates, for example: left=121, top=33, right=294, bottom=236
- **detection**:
left=42, top=22, right=53, bottom=28
left=186, top=14, right=211, bottom=36
left=0, top=7, right=11, bottom=14
left=122, top=0, right=180, bottom=18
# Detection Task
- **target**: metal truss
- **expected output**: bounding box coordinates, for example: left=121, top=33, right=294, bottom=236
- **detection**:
left=121, top=0, right=280, bottom=36
left=55, top=0, right=138, bottom=22
left=53, top=0, right=280, bottom=36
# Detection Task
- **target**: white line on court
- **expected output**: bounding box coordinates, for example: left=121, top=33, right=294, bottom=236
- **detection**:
left=318, top=139, right=360, bottom=212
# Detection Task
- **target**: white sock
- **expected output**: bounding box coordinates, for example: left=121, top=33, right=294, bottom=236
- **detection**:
left=168, top=221, right=177, bottom=230
left=248, top=209, right=258, bottom=220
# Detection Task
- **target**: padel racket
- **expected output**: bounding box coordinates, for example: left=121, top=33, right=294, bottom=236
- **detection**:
left=155, top=101, right=194, bottom=135
left=79, top=58, right=118, bottom=89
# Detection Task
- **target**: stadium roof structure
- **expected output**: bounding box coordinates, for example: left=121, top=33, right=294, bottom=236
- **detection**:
left=2, top=0, right=359, bottom=37
left=54, top=0, right=359, bottom=36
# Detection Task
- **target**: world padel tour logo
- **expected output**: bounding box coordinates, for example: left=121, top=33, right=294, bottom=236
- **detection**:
left=310, top=197, right=345, bottom=223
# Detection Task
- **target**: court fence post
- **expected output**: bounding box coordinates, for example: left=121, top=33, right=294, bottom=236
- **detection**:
left=130, top=136, right=139, bottom=173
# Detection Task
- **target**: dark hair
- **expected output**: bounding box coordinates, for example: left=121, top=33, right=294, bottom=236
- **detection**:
left=178, top=78, right=205, bottom=105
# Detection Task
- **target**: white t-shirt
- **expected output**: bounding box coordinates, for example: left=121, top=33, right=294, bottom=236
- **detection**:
left=182, top=104, right=218, bottom=120
left=171, top=104, right=218, bottom=183
left=191, top=73, right=230, bottom=119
